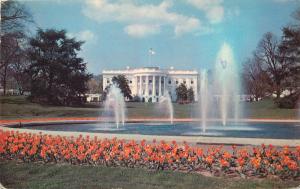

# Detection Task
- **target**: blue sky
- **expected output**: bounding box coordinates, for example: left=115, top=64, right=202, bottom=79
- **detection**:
left=23, top=0, right=299, bottom=74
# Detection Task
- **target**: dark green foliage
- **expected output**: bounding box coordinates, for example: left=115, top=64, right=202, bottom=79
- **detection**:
left=187, top=87, right=195, bottom=103
left=275, top=92, right=300, bottom=109
left=175, top=83, right=188, bottom=103
left=112, top=75, right=132, bottom=100
left=132, top=95, right=141, bottom=102
left=28, top=29, right=92, bottom=105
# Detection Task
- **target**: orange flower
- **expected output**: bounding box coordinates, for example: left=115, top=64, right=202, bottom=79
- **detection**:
left=237, top=157, right=245, bottom=166
left=205, top=155, right=213, bottom=165
left=296, top=146, right=300, bottom=153
left=220, top=159, right=229, bottom=167
left=91, top=154, right=99, bottom=161
left=64, top=153, right=71, bottom=160
left=283, top=145, right=290, bottom=155
left=0, top=146, right=4, bottom=153
left=133, top=153, right=140, bottom=161
left=287, top=160, right=298, bottom=170
left=222, top=151, right=232, bottom=159
left=196, top=148, right=203, bottom=157
left=251, top=157, right=261, bottom=169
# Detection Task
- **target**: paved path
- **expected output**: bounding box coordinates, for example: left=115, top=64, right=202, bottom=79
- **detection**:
left=0, top=117, right=299, bottom=147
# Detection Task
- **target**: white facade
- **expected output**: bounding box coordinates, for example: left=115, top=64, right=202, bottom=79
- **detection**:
left=102, top=67, right=198, bottom=102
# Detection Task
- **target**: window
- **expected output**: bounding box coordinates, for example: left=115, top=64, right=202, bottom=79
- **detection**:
left=176, top=80, right=178, bottom=84
left=107, top=80, right=110, bottom=84
left=143, top=80, right=145, bottom=83
left=183, top=80, right=186, bottom=84
left=149, top=90, right=152, bottom=94
left=149, top=80, right=152, bottom=83
left=191, top=80, right=194, bottom=84
left=168, top=80, right=171, bottom=84
left=129, top=80, right=132, bottom=84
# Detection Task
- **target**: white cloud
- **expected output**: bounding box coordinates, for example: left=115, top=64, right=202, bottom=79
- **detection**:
left=194, top=26, right=214, bottom=36
left=68, top=30, right=97, bottom=44
left=185, top=0, right=224, bottom=24
left=124, top=24, right=160, bottom=38
left=82, top=0, right=201, bottom=37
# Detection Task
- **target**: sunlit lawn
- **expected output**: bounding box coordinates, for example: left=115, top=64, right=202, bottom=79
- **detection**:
left=0, top=96, right=298, bottom=120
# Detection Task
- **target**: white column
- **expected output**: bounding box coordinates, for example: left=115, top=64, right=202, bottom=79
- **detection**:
left=152, top=75, right=155, bottom=96
left=138, top=76, right=142, bottom=96
left=159, top=76, right=162, bottom=97
left=163, top=76, right=166, bottom=96
left=146, top=75, right=149, bottom=97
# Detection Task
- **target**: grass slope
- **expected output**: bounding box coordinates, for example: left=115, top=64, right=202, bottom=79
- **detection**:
left=0, top=96, right=298, bottom=120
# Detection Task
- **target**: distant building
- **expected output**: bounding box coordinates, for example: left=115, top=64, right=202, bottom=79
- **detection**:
left=102, top=67, right=198, bottom=102
left=86, top=93, right=101, bottom=102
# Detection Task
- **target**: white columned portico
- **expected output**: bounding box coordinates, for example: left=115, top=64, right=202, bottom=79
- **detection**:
left=159, top=76, right=162, bottom=96
left=102, top=67, right=198, bottom=103
left=152, top=75, right=155, bottom=97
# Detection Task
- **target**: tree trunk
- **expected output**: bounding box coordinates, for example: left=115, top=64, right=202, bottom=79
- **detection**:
left=2, top=65, right=8, bottom=96
left=276, top=90, right=281, bottom=99
left=47, top=71, right=53, bottom=103
left=19, top=87, right=24, bottom=95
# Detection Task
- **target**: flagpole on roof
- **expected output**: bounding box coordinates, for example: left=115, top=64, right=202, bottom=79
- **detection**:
left=148, top=48, right=155, bottom=66
left=148, top=48, right=150, bottom=66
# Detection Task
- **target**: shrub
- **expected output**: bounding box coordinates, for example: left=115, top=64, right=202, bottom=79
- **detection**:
left=275, top=92, right=300, bottom=109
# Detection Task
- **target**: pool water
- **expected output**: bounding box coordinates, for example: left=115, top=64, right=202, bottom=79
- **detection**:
left=23, top=122, right=300, bottom=139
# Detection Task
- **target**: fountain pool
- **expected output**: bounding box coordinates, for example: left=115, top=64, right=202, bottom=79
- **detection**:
left=21, top=121, right=300, bottom=139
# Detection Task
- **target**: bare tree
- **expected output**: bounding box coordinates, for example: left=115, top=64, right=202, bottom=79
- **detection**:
left=0, top=1, right=32, bottom=95
left=243, top=55, right=271, bottom=101
left=87, top=77, right=102, bottom=94
left=255, top=32, right=290, bottom=99
left=1, top=0, right=32, bottom=35
left=8, top=44, right=31, bottom=95
left=0, top=32, right=26, bottom=95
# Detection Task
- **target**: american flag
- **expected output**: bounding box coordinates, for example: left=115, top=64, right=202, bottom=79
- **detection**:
left=149, top=48, right=155, bottom=55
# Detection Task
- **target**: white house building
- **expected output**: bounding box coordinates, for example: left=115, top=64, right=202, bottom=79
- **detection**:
left=102, top=67, right=198, bottom=102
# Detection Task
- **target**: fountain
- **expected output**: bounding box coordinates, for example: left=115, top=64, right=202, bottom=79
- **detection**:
left=18, top=47, right=299, bottom=142
left=214, top=42, right=241, bottom=125
left=159, top=91, right=174, bottom=124
left=199, top=69, right=209, bottom=132
left=103, top=84, right=126, bottom=128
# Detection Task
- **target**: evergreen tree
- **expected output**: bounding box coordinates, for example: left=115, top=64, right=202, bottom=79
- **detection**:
left=28, top=29, right=92, bottom=105
left=176, top=83, right=188, bottom=103
left=112, top=75, right=132, bottom=100
left=187, top=87, right=195, bottom=103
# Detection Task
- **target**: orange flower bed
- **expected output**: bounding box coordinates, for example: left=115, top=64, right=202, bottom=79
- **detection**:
left=0, top=129, right=299, bottom=179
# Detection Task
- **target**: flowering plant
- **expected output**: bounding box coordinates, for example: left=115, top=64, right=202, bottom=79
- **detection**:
left=0, top=129, right=299, bottom=179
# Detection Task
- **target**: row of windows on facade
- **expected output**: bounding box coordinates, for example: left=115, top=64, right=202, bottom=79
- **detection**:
left=106, top=79, right=194, bottom=85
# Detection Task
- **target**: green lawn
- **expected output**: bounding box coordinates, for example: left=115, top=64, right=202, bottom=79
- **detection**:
left=1, top=160, right=299, bottom=189
left=0, top=96, right=298, bottom=120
